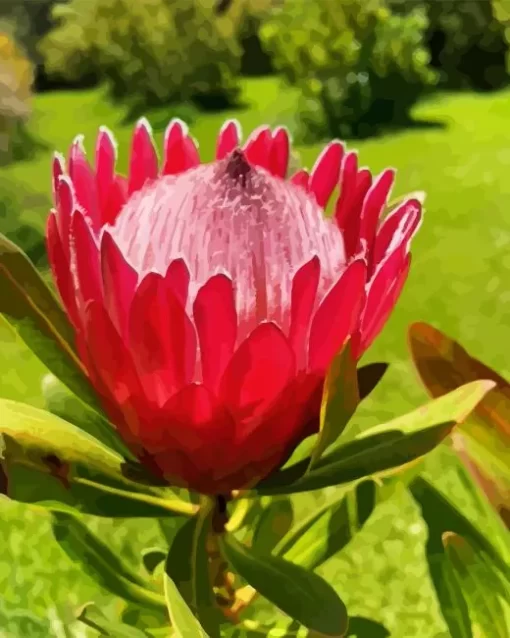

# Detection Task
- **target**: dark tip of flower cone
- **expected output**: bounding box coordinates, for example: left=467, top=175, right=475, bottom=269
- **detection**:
left=224, top=148, right=252, bottom=188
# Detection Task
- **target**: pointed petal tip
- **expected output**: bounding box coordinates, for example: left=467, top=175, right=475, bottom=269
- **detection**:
left=136, top=116, right=153, bottom=134
left=71, top=134, right=86, bottom=153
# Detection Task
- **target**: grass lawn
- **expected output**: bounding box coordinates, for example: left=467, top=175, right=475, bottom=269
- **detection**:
left=1, top=77, right=510, bottom=637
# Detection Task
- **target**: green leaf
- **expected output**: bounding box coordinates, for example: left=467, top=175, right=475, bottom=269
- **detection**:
left=165, top=501, right=221, bottom=637
left=356, top=363, right=389, bottom=401
left=0, top=398, right=197, bottom=518
left=274, top=479, right=386, bottom=570
left=0, top=232, right=101, bottom=413
left=142, top=548, right=167, bottom=575
left=408, top=321, right=510, bottom=517
left=77, top=603, right=151, bottom=637
left=309, top=343, right=359, bottom=469
left=42, top=372, right=133, bottom=459
left=52, top=511, right=166, bottom=610
left=257, top=381, right=495, bottom=495
left=444, top=533, right=510, bottom=638
left=251, top=497, right=294, bottom=556
left=219, top=533, right=349, bottom=637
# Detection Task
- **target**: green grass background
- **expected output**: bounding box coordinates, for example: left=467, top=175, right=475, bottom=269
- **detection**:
left=1, top=77, right=509, bottom=637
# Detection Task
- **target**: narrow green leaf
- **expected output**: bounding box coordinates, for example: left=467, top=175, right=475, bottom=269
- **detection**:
left=444, top=534, right=510, bottom=638
left=0, top=232, right=101, bottom=412
left=425, top=547, right=473, bottom=638
left=274, top=480, right=383, bottom=570
left=142, top=549, right=167, bottom=575
left=219, top=533, right=349, bottom=637
left=251, top=497, right=294, bottom=556
left=42, top=372, right=133, bottom=459
left=52, top=511, right=166, bottom=610
left=165, top=501, right=221, bottom=637
left=356, top=363, right=389, bottom=401
left=309, top=343, right=359, bottom=469
left=0, top=399, right=196, bottom=518
left=164, top=569, right=211, bottom=638
left=257, top=381, right=495, bottom=495
left=77, top=603, right=150, bottom=637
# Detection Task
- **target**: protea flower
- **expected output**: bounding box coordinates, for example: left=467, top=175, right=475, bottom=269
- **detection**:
left=46, top=118, right=422, bottom=494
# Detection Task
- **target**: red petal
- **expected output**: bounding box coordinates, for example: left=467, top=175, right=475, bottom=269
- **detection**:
left=193, top=274, right=237, bottom=391
left=95, top=127, right=116, bottom=223
left=220, top=323, right=295, bottom=422
left=289, top=257, right=320, bottom=368
left=129, top=272, right=197, bottom=406
left=52, top=153, right=65, bottom=200
left=68, top=137, right=100, bottom=231
left=355, top=251, right=411, bottom=357
left=358, top=169, right=395, bottom=256
left=372, top=199, right=422, bottom=270
left=103, top=175, right=128, bottom=225
left=164, top=258, right=190, bottom=307
left=308, top=259, right=367, bottom=372
left=269, top=127, right=290, bottom=178
left=290, top=169, right=310, bottom=190
left=128, top=119, right=158, bottom=194
left=101, top=232, right=138, bottom=338
left=70, top=211, right=102, bottom=311
left=84, top=301, right=145, bottom=440
left=216, top=120, right=241, bottom=160
left=55, top=176, right=74, bottom=260
left=162, top=119, right=200, bottom=175
left=334, top=153, right=359, bottom=245
left=243, top=126, right=272, bottom=170
left=46, top=211, right=79, bottom=329
left=309, top=141, right=344, bottom=208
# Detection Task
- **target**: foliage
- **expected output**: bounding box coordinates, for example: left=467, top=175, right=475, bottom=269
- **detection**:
left=40, top=0, right=242, bottom=112
left=0, top=32, right=35, bottom=165
left=391, top=0, right=510, bottom=90
left=261, top=0, right=437, bottom=141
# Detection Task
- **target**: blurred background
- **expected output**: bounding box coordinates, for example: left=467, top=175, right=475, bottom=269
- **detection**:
left=1, top=1, right=510, bottom=636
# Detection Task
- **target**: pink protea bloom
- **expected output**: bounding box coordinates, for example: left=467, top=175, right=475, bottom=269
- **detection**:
left=46, top=118, right=422, bottom=494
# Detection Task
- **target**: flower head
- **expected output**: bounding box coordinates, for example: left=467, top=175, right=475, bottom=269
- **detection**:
left=47, top=118, right=422, bottom=494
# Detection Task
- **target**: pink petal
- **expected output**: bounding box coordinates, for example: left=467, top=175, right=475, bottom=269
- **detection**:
left=243, top=126, right=272, bottom=170
left=308, top=259, right=367, bottom=372
left=309, top=141, right=344, bottom=208
left=290, top=169, right=310, bottom=190
left=371, top=199, right=422, bottom=271
left=68, top=138, right=100, bottom=231
left=55, top=176, right=74, bottom=260
left=193, top=274, right=237, bottom=391
left=103, top=175, right=128, bottom=226
left=355, top=251, right=411, bottom=357
left=216, top=120, right=241, bottom=160
left=220, top=322, right=295, bottom=423
left=46, top=211, right=79, bottom=329
left=164, top=258, right=190, bottom=308
left=128, top=119, right=158, bottom=195
left=95, top=127, right=116, bottom=223
left=269, top=127, right=290, bottom=178
left=52, top=153, right=65, bottom=200
left=70, top=211, right=102, bottom=312
left=288, top=256, right=321, bottom=368
left=162, top=119, right=200, bottom=175
left=128, top=272, right=197, bottom=406
left=101, top=232, right=138, bottom=338
left=358, top=169, right=395, bottom=256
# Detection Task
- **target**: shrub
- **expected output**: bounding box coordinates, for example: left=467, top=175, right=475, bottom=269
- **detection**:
left=0, top=32, right=34, bottom=165
left=40, top=0, right=242, bottom=111
left=261, top=0, right=437, bottom=141
left=390, top=0, right=509, bottom=90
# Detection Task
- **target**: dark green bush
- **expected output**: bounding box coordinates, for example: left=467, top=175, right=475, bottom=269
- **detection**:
left=261, top=0, right=437, bottom=141
left=390, top=0, right=509, bottom=90
left=40, top=0, right=242, bottom=111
